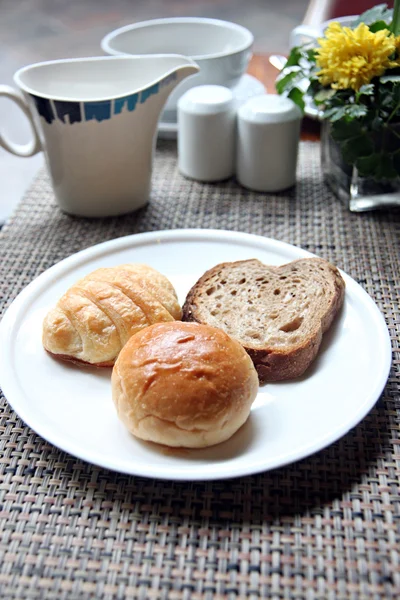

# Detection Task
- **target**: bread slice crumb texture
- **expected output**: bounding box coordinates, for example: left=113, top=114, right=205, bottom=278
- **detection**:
left=182, top=258, right=345, bottom=382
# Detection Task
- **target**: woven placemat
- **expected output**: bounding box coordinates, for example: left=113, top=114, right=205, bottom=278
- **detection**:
left=0, top=140, right=399, bottom=599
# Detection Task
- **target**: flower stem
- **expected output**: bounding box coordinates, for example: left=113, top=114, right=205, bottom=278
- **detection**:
left=391, top=0, right=400, bottom=35
left=387, top=99, right=400, bottom=123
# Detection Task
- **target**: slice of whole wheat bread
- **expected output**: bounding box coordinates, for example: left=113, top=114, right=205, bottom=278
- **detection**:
left=182, top=258, right=345, bottom=383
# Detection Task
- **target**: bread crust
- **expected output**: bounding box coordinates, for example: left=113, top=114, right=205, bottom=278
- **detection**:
left=44, top=349, right=114, bottom=368
left=111, top=321, right=259, bottom=448
left=182, top=258, right=345, bottom=383
left=43, top=263, right=181, bottom=367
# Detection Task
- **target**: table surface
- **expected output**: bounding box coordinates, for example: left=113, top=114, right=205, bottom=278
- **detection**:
left=0, top=132, right=399, bottom=599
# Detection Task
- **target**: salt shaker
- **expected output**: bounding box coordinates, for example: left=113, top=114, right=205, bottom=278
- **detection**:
left=236, top=95, right=302, bottom=192
left=177, top=85, right=236, bottom=182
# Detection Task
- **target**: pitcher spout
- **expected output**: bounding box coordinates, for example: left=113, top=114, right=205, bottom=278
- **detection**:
left=163, top=55, right=200, bottom=88
left=143, top=54, right=199, bottom=111
left=133, top=54, right=199, bottom=130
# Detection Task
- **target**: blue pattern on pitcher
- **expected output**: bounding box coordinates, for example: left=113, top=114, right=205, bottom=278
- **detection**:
left=55, top=101, right=82, bottom=124
left=140, top=83, right=159, bottom=104
left=114, top=93, right=139, bottom=114
left=84, top=101, right=111, bottom=122
left=31, top=96, right=55, bottom=124
left=29, top=72, right=178, bottom=126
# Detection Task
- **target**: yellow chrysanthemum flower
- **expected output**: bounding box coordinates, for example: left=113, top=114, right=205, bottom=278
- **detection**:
left=394, top=35, right=400, bottom=66
left=316, top=22, right=397, bottom=91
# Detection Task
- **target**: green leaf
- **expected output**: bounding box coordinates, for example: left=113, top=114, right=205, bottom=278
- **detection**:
left=331, top=119, right=363, bottom=141
left=307, top=77, right=323, bottom=95
left=393, top=84, right=400, bottom=105
left=358, top=84, right=374, bottom=96
left=275, top=69, right=303, bottom=95
left=355, top=153, right=380, bottom=176
left=314, top=88, right=336, bottom=103
left=391, top=0, right=400, bottom=34
left=393, top=149, right=400, bottom=173
left=380, top=75, right=400, bottom=83
left=285, top=47, right=302, bottom=67
left=287, top=87, right=305, bottom=112
left=381, top=91, right=395, bottom=107
left=306, top=48, right=317, bottom=63
left=356, top=152, right=398, bottom=180
left=322, top=100, right=369, bottom=122
left=341, top=134, right=375, bottom=165
left=371, top=116, right=384, bottom=131
left=369, top=20, right=390, bottom=32
left=352, top=5, right=393, bottom=27
left=323, top=106, right=347, bottom=121
left=307, top=64, right=320, bottom=79
left=344, top=105, right=368, bottom=119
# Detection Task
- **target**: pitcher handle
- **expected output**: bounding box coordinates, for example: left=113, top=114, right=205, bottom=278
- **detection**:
left=0, top=85, right=42, bottom=157
left=289, top=24, right=320, bottom=49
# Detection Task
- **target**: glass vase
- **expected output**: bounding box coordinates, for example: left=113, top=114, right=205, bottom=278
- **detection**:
left=320, top=121, right=400, bottom=212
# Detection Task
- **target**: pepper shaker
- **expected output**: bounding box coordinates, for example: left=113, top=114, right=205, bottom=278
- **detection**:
left=236, top=95, right=302, bottom=192
left=177, top=85, right=236, bottom=182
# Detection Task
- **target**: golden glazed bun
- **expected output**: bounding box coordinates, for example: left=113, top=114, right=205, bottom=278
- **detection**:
left=43, top=263, right=182, bottom=367
left=112, top=321, right=259, bottom=448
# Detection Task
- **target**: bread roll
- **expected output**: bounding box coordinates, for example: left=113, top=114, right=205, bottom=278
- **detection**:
left=43, top=263, right=181, bottom=367
left=112, top=321, right=259, bottom=448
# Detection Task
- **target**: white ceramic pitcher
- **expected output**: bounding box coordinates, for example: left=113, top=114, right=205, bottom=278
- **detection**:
left=0, top=55, right=199, bottom=217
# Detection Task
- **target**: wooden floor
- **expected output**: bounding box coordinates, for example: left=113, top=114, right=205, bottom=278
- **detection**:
left=0, top=0, right=308, bottom=222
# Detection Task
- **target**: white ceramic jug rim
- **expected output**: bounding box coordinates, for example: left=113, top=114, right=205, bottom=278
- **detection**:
left=13, top=55, right=198, bottom=103
left=101, top=17, right=254, bottom=61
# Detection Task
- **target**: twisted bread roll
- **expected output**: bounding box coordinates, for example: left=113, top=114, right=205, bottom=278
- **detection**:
left=43, top=264, right=182, bottom=367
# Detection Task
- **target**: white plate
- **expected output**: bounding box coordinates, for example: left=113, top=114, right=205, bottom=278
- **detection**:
left=0, top=230, right=391, bottom=480
left=158, top=74, right=266, bottom=139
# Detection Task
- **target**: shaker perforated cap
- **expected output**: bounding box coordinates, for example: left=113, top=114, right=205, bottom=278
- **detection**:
left=238, top=94, right=302, bottom=123
left=178, top=85, right=234, bottom=115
